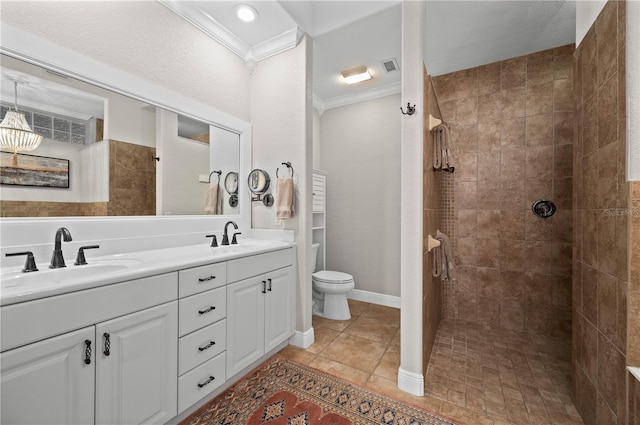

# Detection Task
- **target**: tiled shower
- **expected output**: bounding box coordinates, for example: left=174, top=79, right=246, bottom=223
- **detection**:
left=423, top=1, right=640, bottom=424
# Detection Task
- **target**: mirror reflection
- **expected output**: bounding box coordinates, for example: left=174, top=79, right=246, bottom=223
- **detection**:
left=0, top=54, right=241, bottom=217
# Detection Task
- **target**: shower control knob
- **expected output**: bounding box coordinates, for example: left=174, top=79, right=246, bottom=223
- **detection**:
left=532, top=200, right=556, bottom=218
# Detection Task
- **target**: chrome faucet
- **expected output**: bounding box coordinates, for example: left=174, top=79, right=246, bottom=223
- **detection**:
left=50, top=227, right=72, bottom=269
left=221, top=221, right=238, bottom=245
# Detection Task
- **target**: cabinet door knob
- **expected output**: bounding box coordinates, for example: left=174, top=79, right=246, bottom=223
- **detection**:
left=103, top=333, right=111, bottom=356
left=198, top=306, right=216, bottom=315
left=84, top=340, right=92, bottom=365
left=198, top=341, right=216, bottom=352
left=197, top=375, right=215, bottom=388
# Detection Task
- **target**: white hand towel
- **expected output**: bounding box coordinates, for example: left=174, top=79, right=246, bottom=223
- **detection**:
left=276, top=177, right=294, bottom=220
left=204, top=183, right=221, bottom=215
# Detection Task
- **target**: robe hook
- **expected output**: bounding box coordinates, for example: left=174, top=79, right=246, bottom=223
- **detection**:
left=400, top=103, right=416, bottom=116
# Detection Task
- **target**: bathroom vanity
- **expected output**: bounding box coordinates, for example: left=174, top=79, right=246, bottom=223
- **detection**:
left=0, top=240, right=295, bottom=425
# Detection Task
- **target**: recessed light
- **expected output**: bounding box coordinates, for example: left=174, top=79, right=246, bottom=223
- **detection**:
left=340, top=66, right=372, bottom=85
left=235, top=4, right=258, bottom=22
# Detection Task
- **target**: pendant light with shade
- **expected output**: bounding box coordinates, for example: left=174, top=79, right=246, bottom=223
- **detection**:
left=0, top=81, right=43, bottom=166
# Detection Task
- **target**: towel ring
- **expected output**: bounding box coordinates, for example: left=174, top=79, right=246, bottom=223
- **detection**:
left=208, top=170, right=222, bottom=183
left=276, top=162, right=294, bottom=178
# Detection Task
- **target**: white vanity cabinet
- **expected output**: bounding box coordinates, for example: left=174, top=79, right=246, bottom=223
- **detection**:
left=226, top=249, right=294, bottom=377
left=0, top=327, right=96, bottom=425
left=95, top=302, right=177, bottom=425
left=177, top=263, right=228, bottom=413
left=0, top=273, right=178, bottom=425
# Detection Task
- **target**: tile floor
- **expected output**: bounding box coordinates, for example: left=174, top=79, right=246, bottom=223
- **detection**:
left=278, top=299, right=584, bottom=425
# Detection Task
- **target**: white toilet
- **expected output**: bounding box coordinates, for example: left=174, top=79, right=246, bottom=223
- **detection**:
left=312, top=243, right=355, bottom=320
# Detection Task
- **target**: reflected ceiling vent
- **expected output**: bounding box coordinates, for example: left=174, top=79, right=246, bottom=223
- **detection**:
left=381, top=58, right=399, bottom=73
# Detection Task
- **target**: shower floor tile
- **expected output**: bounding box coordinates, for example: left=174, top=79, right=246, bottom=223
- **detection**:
left=425, top=320, right=584, bottom=425
left=278, top=302, right=584, bottom=425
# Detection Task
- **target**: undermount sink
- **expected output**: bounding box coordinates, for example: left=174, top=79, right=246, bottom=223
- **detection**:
left=1, top=259, right=143, bottom=289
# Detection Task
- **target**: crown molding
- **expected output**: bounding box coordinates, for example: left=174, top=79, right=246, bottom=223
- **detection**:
left=159, top=1, right=302, bottom=74
left=317, top=81, right=401, bottom=111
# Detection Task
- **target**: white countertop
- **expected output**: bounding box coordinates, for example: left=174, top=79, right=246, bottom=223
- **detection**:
left=0, top=239, right=294, bottom=306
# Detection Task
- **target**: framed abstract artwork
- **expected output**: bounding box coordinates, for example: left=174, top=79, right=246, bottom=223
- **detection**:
left=0, top=151, right=70, bottom=188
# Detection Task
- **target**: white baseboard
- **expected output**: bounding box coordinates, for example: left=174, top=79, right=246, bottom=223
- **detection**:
left=348, top=289, right=401, bottom=309
left=289, top=327, right=314, bottom=349
left=397, top=367, right=424, bottom=396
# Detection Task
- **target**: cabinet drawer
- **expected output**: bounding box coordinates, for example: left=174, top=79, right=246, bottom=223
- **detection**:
left=179, top=287, right=226, bottom=337
left=227, top=249, right=292, bottom=283
left=178, top=352, right=226, bottom=413
left=179, top=262, right=226, bottom=298
left=179, top=319, right=226, bottom=375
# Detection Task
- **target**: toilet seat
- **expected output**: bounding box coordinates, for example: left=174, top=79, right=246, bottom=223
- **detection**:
left=312, top=270, right=354, bottom=284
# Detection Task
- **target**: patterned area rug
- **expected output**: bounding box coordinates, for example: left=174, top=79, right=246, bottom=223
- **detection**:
left=182, top=357, right=459, bottom=425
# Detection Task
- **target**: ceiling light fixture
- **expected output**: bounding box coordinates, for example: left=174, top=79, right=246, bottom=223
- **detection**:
left=235, top=4, right=258, bottom=22
left=340, top=66, right=372, bottom=85
left=0, top=81, right=43, bottom=166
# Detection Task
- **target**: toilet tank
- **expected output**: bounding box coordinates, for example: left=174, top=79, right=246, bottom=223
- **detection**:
left=312, top=243, right=320, bottom=272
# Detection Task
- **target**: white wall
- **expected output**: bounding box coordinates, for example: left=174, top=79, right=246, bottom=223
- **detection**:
left=312, top=108, right=321, bottom=169
left=319, top=93, right=401, bottom=297
left=157, top=109, right=209, bottom=216
left=399, top=0, right=426, bottom=396
left=575, top=0, right=607, bottom=46
left=250, top=36, right=313, bottom=336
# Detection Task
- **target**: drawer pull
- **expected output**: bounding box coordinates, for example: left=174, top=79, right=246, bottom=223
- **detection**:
left=262, top=280, right=267, bottom=294
left=198, top=341, right=216, bottom=352
left=103, top=333, right=111, bottom=356
left=197, top=375, right=215, bottom=388
left=267, top=278, right=272, bottom=292
left=84, top=340, right=92, bottom=365
left=198, top=306, right=216, bottom=315
left=198, top=275, right=216, bottom=282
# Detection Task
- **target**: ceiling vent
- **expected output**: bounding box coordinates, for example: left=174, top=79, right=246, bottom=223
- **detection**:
left=381, top=58, right=399, bottom=73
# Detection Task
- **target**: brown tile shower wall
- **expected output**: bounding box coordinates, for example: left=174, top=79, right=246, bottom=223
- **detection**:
left=0, top=200, right=107, bottom=217
left=432, top=45, right=574, bottom=342
left=423, top=66, right=443, bottom=370
left=573, top=1, right=629, bottom=424
left=107, top=140, right=156, bottom=216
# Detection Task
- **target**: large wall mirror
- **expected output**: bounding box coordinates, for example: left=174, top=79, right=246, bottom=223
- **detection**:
left=0, top=54, right=243, bottom=218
